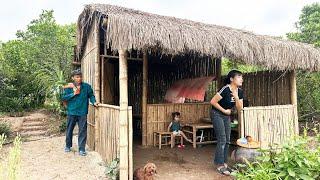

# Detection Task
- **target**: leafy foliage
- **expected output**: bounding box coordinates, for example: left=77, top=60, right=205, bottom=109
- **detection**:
left=232, top=131, right=320, bottom=180
left=0, top=10, right=75, bottom=113
left=105, top=158, right=120, bottom=180
left=287, top=3, right=320, bottom=120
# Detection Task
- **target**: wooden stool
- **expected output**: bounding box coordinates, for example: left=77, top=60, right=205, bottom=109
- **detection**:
left=170, top=133, right=183, bottom=148
left=153, top=131, right=172, bottom=149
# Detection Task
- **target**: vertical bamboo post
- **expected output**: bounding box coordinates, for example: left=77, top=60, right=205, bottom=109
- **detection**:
left=128, top=107, right=133, bottom=180
left=101, top=57, right=105, bottom=103
left=94, top=20, right=101, bottom=103
left=119, top=49, right=129, bottom=180
left=142, top=51, right=148, bottom=146
left=215, top=57, right=222, bottom=91
left=290, top=70, right=299, bottom=135
left=94, top=19, right=100, bottom=150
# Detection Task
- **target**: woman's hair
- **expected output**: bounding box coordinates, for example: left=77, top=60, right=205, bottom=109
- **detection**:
left=171, top=112, right=181, bottom=120
left=223, top=70, right=243, bottom=85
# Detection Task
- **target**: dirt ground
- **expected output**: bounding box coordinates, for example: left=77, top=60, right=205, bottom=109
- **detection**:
left=133, top=142, right=235, bottom=180
left=1, top=135, right=106, bottom=180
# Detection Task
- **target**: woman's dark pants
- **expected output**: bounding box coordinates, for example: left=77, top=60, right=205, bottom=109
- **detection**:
left=65, top=115, right=87, bottom=152
left=211, top=109, right=231, bottom=165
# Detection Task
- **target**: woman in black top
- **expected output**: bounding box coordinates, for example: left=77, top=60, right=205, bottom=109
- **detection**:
left=210, top=70, right=244, bottom=175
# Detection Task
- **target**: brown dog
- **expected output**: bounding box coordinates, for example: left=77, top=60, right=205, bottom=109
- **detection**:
left=133, top=163, right=157, bottom=180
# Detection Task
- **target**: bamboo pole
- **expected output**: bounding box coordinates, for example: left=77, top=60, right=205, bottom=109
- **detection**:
left=289, top=70, right=299, bottom=135
left=94, top=19, right=101, bottom=103
left=215, top=57, right=222, bottom=91
left=142, top=51, right=148, bottom=146
left=101, top=57, right=105, bottom=103
left=128, top=107, right=133, bottom=180
left=119, top=49, right=129, bottom=180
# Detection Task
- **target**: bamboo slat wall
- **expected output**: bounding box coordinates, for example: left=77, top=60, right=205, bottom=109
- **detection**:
left=81, top=20, right=98, bottom=89
left=240, top=105, right=297, bottom=148
left=81, top=20, right=99, bottom=150
left=220, top=71, right=292, bottom=106
left=145, top=103, right=211, bottom=146
left=110, top=56, right=218, bottom=115
left=87, top=105, right=95, bottom=150
left=95, top=104, right=120, bottom=163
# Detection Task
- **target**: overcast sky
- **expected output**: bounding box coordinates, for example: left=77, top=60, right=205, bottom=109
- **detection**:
left=0, top=0, right=318, bottom=42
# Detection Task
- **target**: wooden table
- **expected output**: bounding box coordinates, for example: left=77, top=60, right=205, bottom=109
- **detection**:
left=183, top=123, right=217, bottom=148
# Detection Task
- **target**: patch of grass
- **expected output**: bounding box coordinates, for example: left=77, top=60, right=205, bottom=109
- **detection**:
left=0, top=134, right=22, bottom=180
left=0, top=122, right=11, bottom=137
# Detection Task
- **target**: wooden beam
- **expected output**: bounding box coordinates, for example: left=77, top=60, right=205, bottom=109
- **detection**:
left=101, top=57, right=105, bottom=103
left=216, top=57, right=222, bottom=91
left=100, top=54, right=142, bottom=61
left=290, top=70, right=299, bottom=135
left=94, top=21, right=101, bottom=103
left=118, top=49, right=129, bottom=180
left=142, top=51, right=148, bottom=146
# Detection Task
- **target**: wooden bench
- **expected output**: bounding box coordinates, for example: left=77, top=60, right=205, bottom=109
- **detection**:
left=153, top=131, right=183, bottom=149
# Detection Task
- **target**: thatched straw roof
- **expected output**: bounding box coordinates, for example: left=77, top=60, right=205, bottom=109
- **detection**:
left=77, top=4, right=320, bottom=71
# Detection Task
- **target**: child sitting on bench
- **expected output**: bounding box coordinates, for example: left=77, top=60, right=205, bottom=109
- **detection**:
left=167, top=112, right=192, bottom=148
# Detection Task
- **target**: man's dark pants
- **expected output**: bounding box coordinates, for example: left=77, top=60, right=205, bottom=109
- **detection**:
left=65, top=115, right=87, bottom=152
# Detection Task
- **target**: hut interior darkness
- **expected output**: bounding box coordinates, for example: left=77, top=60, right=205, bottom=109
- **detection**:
left=75, top=4, right=320, bottom=179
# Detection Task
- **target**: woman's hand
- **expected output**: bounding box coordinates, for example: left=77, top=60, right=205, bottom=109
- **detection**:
left=231, top=88, right=239, bottom=100
left=224, top=109, right=232, bottom=115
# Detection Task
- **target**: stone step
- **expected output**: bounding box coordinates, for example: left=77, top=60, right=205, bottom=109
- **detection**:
left=23, top=117, right=46, bottom=122
left=23, top=121, right=44, bottom=126
left=20, top=130, right=47, bottom=137
left=21, top=125, right=47, bottom=131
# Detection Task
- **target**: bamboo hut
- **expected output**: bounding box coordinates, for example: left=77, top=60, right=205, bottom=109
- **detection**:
left=75, top=4, right=320, bottom=179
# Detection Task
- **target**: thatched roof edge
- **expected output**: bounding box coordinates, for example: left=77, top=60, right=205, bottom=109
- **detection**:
left=76, top=4, right=320, bottom=71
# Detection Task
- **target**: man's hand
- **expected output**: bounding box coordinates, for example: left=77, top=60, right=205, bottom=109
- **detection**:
left=93, top=102, right=99, bottom=107
left=74, top=88, right=80, bottom=95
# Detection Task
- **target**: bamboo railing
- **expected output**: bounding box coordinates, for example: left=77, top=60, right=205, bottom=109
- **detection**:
left=239, top=104, right=298, bottom=148
left=87, top=104, right=133, bottom=179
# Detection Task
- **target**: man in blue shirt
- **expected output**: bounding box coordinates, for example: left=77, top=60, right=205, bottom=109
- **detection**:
left=62, top=69, right=98, bottom=156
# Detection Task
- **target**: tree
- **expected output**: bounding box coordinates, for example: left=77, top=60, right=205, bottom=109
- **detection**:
left=287, top=3, right=320, bottom=118
left=0, top=10, right=76, bottom=112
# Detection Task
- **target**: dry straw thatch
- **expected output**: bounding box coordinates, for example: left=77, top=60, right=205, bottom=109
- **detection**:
left=77, top=4, right=320, bottom=71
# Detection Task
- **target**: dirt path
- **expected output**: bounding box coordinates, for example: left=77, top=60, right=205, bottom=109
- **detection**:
left=19, top=136, right=106, bottom=180
left=134, top=143, right=234, bottom=180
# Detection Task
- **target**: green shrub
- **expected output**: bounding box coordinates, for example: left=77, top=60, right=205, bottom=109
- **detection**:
left=59, top=119, right=67, bottom=132
left=0, top=122, right=11, bottom=137
left=105, top=158, right=120, bottom=180
left=232, top=131, right=320, bottom=180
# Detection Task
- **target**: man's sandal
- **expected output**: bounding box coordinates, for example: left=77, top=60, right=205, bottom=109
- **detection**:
left=217, top=166, right=231, bottom=176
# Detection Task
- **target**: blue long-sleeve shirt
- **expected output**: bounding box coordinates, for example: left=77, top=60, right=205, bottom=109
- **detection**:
left=62, top=82, right=96, bottom=116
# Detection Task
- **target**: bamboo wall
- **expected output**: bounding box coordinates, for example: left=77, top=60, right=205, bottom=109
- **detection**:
left=145, top=103, right=211, bottom=146
left=81, top=19, right=99, bottom=150
left=220, top=71, right=292, bottom=106
left=95, top=104, right=120, bottom=163
left=240, top=105, right=297, bottom=148
left=87, top=105, right=95, bottom=149
left=110, top=56, right=218, bottom=115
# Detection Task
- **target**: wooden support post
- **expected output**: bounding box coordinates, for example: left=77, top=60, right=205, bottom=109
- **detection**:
left=290, top=70, right=299, bottom=135
left=142, top=51, right=148, bottom=146
left=128, top=107, right=133, bottom=180
left=101, top=57, right=105, bottom=103
left=119, top=49, right=129, bottom=180
left=93, top=19, right=100, bottom=151
left=216, top=57, right=222, bottom=91
left=94, top=20, right=101, bottom=103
